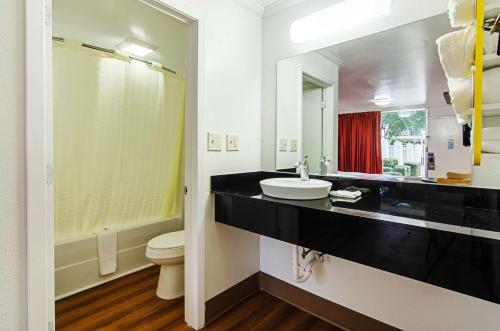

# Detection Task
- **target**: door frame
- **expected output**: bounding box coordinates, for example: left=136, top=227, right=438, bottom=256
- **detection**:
left=25, top=0, right=207, bottom=329
left=299, top=68, right=338, bottom=173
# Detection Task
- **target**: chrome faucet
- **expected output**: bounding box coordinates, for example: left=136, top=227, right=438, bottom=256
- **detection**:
left=295, top=155, right=310, bottom=181
left=319, top=156, right=332, bottom=176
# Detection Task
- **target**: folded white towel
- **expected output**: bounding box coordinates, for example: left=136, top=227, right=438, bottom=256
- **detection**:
left=483, top=127, right=500, bottom=153
left=95, top=228, right=117, bottom=276
left=448, top=78, right=473, bottom=117
left=331, top=197, right=362, bottom=204
left=330, top=190, right=362, bottom=199
left=484, top=32, right=499, bottom=55
left=436, top=27, right=475, bottom=79
left=448, top=0, right=475, bottom=28
left=482, top=141, right=500, bottom=153
left=483, top=67, right=500, bottom=104
left=483, top=127, right=500, bottom=140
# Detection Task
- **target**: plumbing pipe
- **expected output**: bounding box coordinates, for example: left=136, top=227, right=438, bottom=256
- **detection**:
left=292, top=245, right=323, bottom=283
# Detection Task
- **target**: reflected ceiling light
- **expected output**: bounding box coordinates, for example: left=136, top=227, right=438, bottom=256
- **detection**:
left=371, top=97, right=392, bottom=106
left=117, top=38, right=157, bottom=57
left=290, top=0, right=392, bottom=43
left=398, top=111, right=412, bottom=118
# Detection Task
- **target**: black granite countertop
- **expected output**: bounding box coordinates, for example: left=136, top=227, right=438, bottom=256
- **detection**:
left=211, top=171, right=500, bottom=236
left=211, top=171, right=500, bottom=303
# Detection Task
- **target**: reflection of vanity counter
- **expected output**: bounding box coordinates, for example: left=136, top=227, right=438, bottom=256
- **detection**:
left=212, top=171, right=500, bottom=304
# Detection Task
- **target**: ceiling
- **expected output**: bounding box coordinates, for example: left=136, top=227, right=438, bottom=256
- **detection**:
left=254, top=0, right=283, bottom=7
left=320, top=14, right=456, bottom=113
left=53, top=0, right=188, bottom=72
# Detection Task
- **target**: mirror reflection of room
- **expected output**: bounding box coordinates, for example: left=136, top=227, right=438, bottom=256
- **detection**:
left=276, top=11, right=500, bottom=187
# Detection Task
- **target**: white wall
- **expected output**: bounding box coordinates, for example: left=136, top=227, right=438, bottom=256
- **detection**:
left=261, top=1, right=500, bottom=329
left=302, top=87, right=323, bottom=172
left=427, top=106, right=472, bottom=178
left=275, top=52, right=338, bottom=171
left=260, top=238, right=500, bottom=331
left=276, top=57, right=301, bottom=169
left=176, top=0, right=263, bottom=301
left=0, top=0, right=26, bottom=329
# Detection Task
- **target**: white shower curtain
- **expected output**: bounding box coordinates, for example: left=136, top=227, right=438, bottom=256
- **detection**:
left=53, top=40, right=184, bottom=243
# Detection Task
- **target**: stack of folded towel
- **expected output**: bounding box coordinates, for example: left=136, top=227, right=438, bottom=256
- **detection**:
left=483, top=67, right=500, bottom=104
left=482, top=127, right=500, bottom=153
left=448, top=0, right=475, bottom=28
left=437, top=0, right=500, bottom=123
left=330, top=190, right=362, bottom=203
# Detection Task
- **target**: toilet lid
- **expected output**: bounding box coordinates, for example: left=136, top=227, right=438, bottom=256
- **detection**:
left=148, top=230, right=184, bottom=250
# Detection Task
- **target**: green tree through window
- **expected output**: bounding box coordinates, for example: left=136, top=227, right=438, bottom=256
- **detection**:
left=381, top=110, right=426, bottom=145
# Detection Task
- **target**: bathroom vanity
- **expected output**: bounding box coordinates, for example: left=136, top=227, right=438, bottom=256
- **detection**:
left=212, top=172, right=500, bottom=304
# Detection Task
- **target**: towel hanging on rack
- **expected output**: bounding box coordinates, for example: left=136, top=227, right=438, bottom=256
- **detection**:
left=448, top=0, right=475, bottom=28
left=436, top=27, right=475, bottom=79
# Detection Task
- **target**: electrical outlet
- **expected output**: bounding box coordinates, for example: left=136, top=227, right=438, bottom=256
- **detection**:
left=208, top=132, right=223, bottom=151
left=226, top=134, right=239, bottom=151
left=279, top=138, right=288, bottom=152
left=290, top=139, right=298, bottom=152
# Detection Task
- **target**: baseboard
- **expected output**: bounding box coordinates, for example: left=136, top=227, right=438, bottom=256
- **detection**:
left=259, top=272, right=400, bottom=331
left=205, top=271, right=399, bottom=330
left=205, top=273, right=260, bottom=325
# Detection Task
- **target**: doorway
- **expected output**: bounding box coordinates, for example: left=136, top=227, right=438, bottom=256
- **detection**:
left=25, top=0, right=206, bottom=329
left=302, top=75, right=326, bottom=173
left=301, top=73, right=337, bottom=175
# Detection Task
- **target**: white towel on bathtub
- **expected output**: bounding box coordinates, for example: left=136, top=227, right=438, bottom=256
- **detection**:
left=448, top=0, right=475, bottom=28
left=436, top=27, right=475, bottom=79
left=95, top=228, right=117, bottom=276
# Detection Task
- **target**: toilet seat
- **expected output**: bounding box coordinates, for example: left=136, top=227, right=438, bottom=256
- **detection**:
left=146, top=230, right=185, bottom=260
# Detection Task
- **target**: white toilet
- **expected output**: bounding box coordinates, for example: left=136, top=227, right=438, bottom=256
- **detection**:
left=146, top=230, right=185, bottom=300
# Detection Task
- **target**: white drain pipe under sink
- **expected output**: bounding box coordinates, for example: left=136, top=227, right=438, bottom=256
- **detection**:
left=292, top=245, right=325, bottom=283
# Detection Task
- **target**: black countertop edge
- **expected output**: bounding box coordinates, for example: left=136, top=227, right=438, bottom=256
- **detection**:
left=210, top=171, right=500, bottom=234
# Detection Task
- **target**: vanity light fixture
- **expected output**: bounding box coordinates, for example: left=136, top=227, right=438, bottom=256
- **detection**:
left=290, top=0, right=392, bottom=43
left=118, top=38, right=157, bottom=57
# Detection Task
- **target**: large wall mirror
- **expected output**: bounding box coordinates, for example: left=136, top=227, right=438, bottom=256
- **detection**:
left=274, top=13, right=500, bottom=188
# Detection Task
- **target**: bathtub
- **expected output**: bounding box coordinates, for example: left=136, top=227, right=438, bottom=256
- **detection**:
left=55, top=215, right=183, bottom=299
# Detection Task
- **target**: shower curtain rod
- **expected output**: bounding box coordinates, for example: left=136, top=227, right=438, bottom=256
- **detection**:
left=52, top=36, right=177, bottom=75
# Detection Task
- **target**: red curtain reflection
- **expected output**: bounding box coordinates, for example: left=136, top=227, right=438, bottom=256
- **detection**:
left=338, top=112, right=382, bottom=174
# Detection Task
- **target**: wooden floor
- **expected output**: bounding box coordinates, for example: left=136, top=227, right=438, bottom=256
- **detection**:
left=56, top=266, right=341, bottom=331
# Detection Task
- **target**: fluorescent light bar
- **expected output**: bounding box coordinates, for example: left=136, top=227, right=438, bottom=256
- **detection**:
left=290, top=0, right=392, bottom=43
left=117, top=38, right=157, bottom=57
left=371, top=97, right=392, bottom=106
left=121, top=44, right=154, bottom=57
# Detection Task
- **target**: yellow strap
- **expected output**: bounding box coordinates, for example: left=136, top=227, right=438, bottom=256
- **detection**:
left=473, top=0, right=484, bottom=166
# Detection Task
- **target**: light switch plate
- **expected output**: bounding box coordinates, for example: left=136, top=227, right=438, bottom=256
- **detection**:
left=290, top=139, right=298, bottom=152
left=226, top=134, right=239, bottom=151
left=279, top=138, right=288, bottom=152
left=208, top=132, right=223, bottom=151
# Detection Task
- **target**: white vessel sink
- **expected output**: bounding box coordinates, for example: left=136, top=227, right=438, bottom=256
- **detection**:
left=260, top=178, right=332, bottom=200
